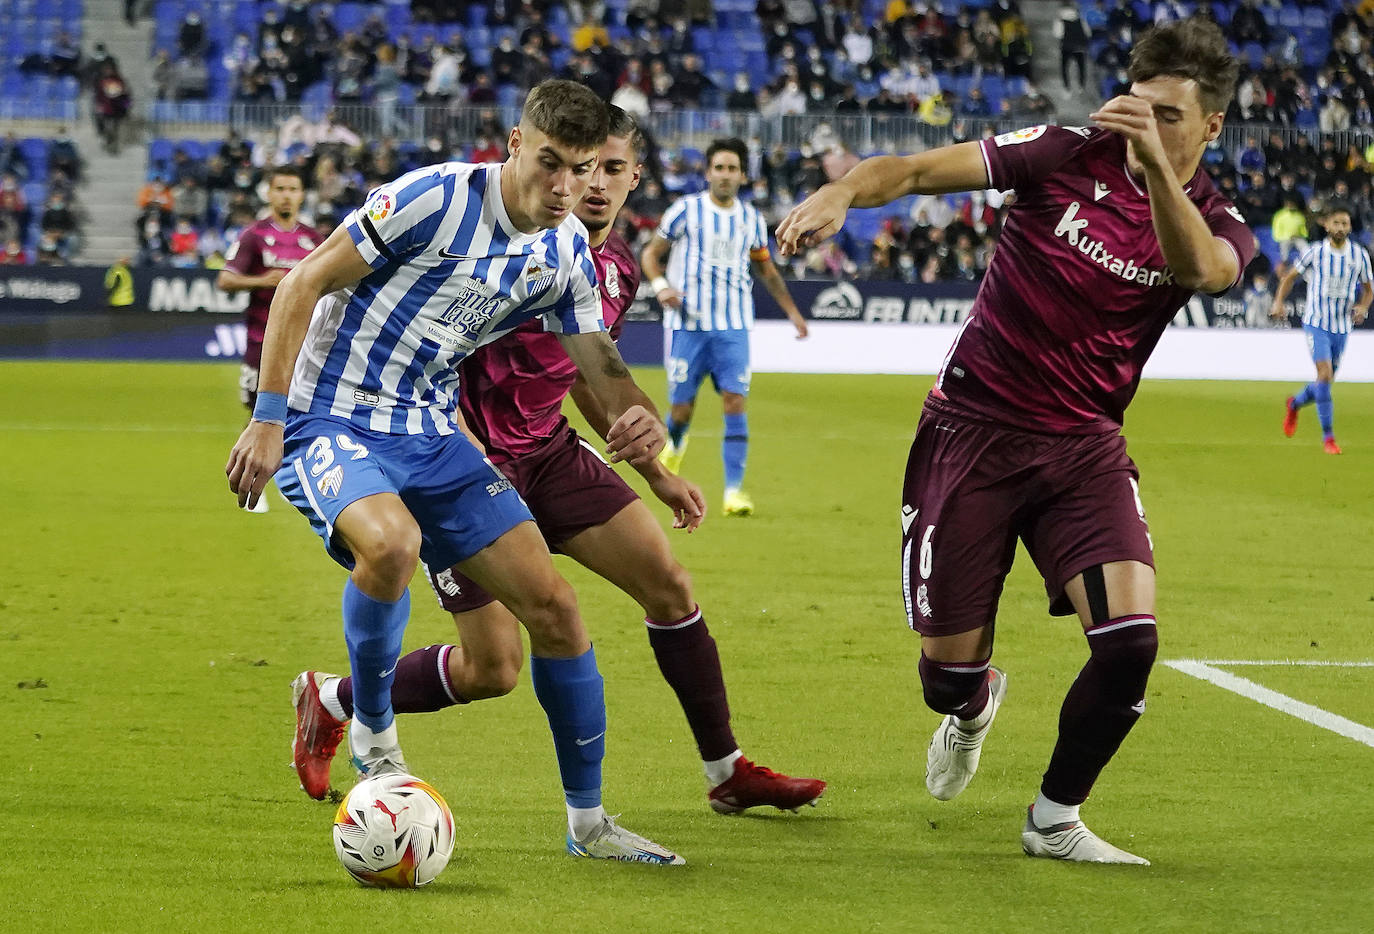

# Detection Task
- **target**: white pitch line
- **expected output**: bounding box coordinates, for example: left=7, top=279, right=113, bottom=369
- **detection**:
left=1163, top=659, right=1374, bottom=749
left=1183, top=660, right=1374, bottom=668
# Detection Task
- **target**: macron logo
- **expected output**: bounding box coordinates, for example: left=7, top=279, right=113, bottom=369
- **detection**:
left=1054, top=202, right=1174, bottom=288
left=901, top=505, right=918, bottom=536
left=1093, top=180, right=1110, bottom=201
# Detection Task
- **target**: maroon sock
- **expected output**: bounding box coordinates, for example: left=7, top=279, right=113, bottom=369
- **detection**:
left=645, top=607, right=737, bottom=761
left=337, top=643, right=467, bottom=717
left=1041, top=616, right=1158, bottom=805
left=917, top=653, right=991, bottom=718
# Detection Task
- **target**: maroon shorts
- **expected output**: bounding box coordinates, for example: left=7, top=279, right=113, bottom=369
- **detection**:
left=425, top=426, right=639, bottom=613
left=900, top=398, right=1154, bottom=638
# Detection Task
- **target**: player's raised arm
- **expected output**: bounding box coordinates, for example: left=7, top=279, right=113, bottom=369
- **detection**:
left=776, top=141, right=990, bottom=255
left=1091, top=95, right=1239, bottom=293
left=225, top=225, right=372, bottom=508
left=558, top=329, right=667, bottom=467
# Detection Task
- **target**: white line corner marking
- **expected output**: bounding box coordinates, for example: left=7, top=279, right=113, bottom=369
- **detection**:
left=1163, top=659, right=1374, bottom=749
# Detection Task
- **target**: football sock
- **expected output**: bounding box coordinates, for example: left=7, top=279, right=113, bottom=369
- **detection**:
left=644, top=606, right=738, bottom=762
left=341, top=579, right=409, bottom=734
left=349, top=720, right=398, bottom=761
left=1041, top=615, right=1158, bottom=805
left=334, top=644, right=467, bottom=718
left=666, top=415, right=689, bottom=449
left=917, top=653, right=992, bottom=724
left=319, top=677, right=346, bottom=721
left=1031, top=792, right=1081, bottom=827
left=568, top=804, right=607, bottom=840
left=530, top=647, right=605, bottom=810
left=1293, top=382, right=1317, bottom=408
left=704, top=749, right=744, bottom=787
left=722, top=412, right=748, bottom=491
left=1314, top=380, right=1334, bottom=437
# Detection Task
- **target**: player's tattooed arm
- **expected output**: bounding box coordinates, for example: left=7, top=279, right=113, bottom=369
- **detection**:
left=558, top=330, right=667, bottom=466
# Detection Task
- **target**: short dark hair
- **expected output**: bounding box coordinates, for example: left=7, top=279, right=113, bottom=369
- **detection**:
left=606, top=104, right=645, bottom=161
left=267, top=165, right=305, bottom=185
left=1325, top=201, right=1352, bottom=219
left=520, top=79, right=609, bottom=150
left=705, top=137, right=748, bottom=172
left=1127, top=17, right=1239, bottom=115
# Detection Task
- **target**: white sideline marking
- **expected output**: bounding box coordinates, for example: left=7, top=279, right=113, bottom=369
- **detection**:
left=1182, top=660, right=1374, bottom=667
left=1163, top=659, right=1374, bottom=749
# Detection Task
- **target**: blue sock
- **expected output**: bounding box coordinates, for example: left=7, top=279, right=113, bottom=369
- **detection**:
left=722, top=412, right=748, bottom=491
left=342, top=579, right=409, bottom=732
left=530, top=648, right=605, bottom=809
left=1314, top=381, right=1334, bottom=437
left=666, top=416, right=689, bottom=448
left=1293, top=383, right=1317, bottom=408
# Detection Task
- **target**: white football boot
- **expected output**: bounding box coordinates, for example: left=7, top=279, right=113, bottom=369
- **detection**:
left=566, top=815, right=685, bottom=865
left=1021, top=806, right=1150, bottom=865
left=925, top=667, right=1008, bottom=800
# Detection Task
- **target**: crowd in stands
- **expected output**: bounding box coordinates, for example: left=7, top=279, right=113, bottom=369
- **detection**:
left=4, top=0, right=1373, bottom=291
left=0, top=131, right=85, bottom=265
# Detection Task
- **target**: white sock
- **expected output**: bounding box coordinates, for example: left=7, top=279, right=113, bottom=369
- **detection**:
left=319, top=677, right=347, bottom=721
left=349, top=720, right=398, bottom=758
left=568, top=804, right=606, bottom=840
left=954, top=698, right=993, bottom=731
left=704, top=749, right=744, bottom=787
left=1032, top=792, right=1081, bottom=828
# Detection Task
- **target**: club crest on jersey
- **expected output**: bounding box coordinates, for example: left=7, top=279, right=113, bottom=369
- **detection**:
left=603, top=262, right=620, bottom=298
left=525, top=261, right=555, bottom=296
left=994, top=125, right=1047, bottom=147
left=366, top=192, right=394, bottom=223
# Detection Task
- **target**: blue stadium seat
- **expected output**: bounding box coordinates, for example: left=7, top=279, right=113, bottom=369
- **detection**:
left=149, top=137, right=175, bottom=168
left=1277, top=4, right=1302, bottom=28
left=466, top=4, right=486, bottom=27
left=497, top=83, right=521, bottom=108
left=1254, top=224, right=1278, bottom=264
left=1300, top=7, right=1326, bottom=27
left=334, top=3, right=369, bottom=34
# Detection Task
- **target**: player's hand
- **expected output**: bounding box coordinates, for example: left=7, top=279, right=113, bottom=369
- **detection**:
left=605, top=404, right=666, bottom=466
left=655, top=285, right=682, bottom=310
left=262, top=268, right=287, bottom=287
left=1090, top=96, right=1169, bottom=176
left=792, top=316, right=809, bottom=339
left=1269, top=303, right=1287, bottom=321
left=1357, top=307, right=1369, bottom=326
left=226, top=420, right=284, bottom=510
left=646, top=470, right=706, bottom=532
left=776, top=183, right=854, bottom=256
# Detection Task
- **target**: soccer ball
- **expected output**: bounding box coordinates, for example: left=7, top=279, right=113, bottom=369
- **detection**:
left=332, top=771, right=455, bottom=887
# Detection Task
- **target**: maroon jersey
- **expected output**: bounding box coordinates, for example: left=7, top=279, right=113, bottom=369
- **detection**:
left=224, top=217, right=322, bottom=366
left=459, top=230, right=640, bottom=462
left=933, top=125, right=1255, bottom=433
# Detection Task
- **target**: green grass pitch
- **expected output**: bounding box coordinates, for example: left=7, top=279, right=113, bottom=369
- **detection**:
left=2, top=361, right=1372, bottom=933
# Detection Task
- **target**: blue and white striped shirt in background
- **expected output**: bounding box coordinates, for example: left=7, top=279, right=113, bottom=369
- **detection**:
left=1294, top=238, right=1373, bottom=333
left=657, top=191, right=769, bottom=333
left=290, top=162, right=603, bottom=436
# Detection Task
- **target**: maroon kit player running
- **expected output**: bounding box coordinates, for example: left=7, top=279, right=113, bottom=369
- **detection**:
left=217, top=165, right=322, bottom=513
left=292, top=107, right=826, bottom=815
left=777, top=18, right=1250, bottom=864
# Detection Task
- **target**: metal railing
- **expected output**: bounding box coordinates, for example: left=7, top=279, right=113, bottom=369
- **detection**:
left=142, top=100, right=1374, bottom=163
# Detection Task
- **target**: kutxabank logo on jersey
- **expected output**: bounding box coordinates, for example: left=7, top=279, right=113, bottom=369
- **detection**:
left=1054, top=201, right=1175, bottom=288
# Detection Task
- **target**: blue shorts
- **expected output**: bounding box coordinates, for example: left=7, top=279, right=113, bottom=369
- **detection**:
left=275, top=413, right=532, bottom=572
left=664, top=328, right=751, bottom=405
left=1304, top=325, right=1348, bottom=370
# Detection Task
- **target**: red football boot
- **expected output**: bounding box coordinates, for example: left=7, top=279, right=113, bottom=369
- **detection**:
left=1323, top=437, right=1343, bottom=455
left=708, top=757, right=826, bottom=814
left=1283, top=397, right=1299, bottom=438
left=291, top=671, right=346, bottom=800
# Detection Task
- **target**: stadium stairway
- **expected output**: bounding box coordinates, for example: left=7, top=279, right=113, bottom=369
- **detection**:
left=1023, top=0, right=1098, bottom=124
left=72, top=4, right=155, bottom=264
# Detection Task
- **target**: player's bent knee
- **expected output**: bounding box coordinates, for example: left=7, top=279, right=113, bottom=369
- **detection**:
left=918, top=653, right=987, bottom=716
left=468, top=654, right=522, bottom=699
left=511, top=577, right=583, bottom=650
left=640, top=560, right=694, bottom=620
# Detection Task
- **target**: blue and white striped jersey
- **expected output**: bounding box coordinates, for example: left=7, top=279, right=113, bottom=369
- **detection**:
left=289, top=162, right=603, bottom=435
left=1293, top=238, right=1373, bottom=333
left=657, top=192, right=769, bottom=332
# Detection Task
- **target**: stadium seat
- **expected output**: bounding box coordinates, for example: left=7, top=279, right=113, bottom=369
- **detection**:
left=1277, top=4, right=1302, bottom=28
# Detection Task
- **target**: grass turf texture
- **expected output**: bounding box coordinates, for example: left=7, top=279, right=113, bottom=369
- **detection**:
left=2, top=361, right=1372, bottom=933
